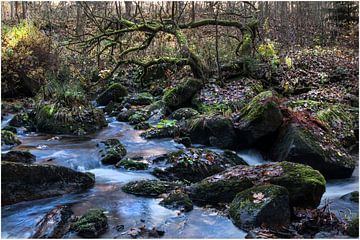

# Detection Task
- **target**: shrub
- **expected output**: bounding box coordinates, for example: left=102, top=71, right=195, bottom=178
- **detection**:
left=1, top=21, right=54, bottom=98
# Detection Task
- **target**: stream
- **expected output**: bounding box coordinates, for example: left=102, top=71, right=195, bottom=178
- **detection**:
left=1, top=115, right=358, bottom=238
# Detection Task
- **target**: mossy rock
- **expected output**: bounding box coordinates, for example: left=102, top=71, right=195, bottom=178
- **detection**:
left=169, top=108, right=199, bottom=121
left=116, top=109, right=137, bottom=122
left=116, top=159, right=148, bottom=170
left=122, top=180, right=181, bottom=197
left=140, top=126, right=178, bottom=139
left=35, top=103, right=107, bottom=135
left=152, top=148, right=242, bottom=183
left=71, top=209, right=108, bottom=238
left=96, top=83, right=128, bottom=106
left=1, top=150, right=36, bottom=164
left=2, top=161, right=95, bottom=205
left=9, top=112, right=32, bottom=127
left=235, top=91, right=283, bottom=148
left=134, top=122, right=151, bottom=130
left=341, top=191, right=359, bottom=203
left=347, top=215, right=359, bottom=237
left=104, top=101, right=123, bottom=115
left=1, top=130, right=21, bottom=146
left=99, top=139, right=127, bottom=165
left=187, top=115, right=236, bottom=149
left=270, top=123, right=355, bottom=179
left=145, top=100, right=167, bottom=114
left=229, top=184, right=290, bottom=230
left=163, top=78, right=203, bottom=110
left=124, top=92, right=154, bottom=106
left=160, top=192, right=193, bottom=212
left=188, top=161, right=325, bottom=208
left=128, top=112, right=149, bottom=125
left=2, top=126, right=17, bottom=134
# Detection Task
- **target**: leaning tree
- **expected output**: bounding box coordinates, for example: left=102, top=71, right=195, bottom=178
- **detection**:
left=66, top=1, right=259, bottom=85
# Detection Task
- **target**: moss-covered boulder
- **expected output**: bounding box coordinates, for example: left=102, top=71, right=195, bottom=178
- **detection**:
left=2, top=125, right=17, bottom=134
left=169, top=108, right=199, bottom=121
left=128, top=112, right=149, bottom=125
left=341, top=191, right=359, bottom=203
left=134, top=122, right=151, bottom=130
left=234, top=91, right=283, bottom=148
left=9, top=112, right=32, bottom=127
left=71, top=209, right=108, bottom=238
left=2, top=161, right=95, bottom=205
left=98, top=139, right=127, bottom=165
left=160, top=191, right=193, bottom=212
left=187, top=115, right=236, bottom=149
left=116, top=159, right=148, bottom=170
left=96, top=83, right=128, bottom=106
left=34, top=103, right=107, bottom=135
left=229, top=184, right=290, bottom=230
left=1, top=150, right=36, bottom=164
left=116, top=109, right=137, bottom=122
left=347, top=215, right=359, bottom=237
left=140, top=126, right=179, bottom=139
left=1, top=130, right=21, bottom=146
left=152, top=148, right=246, bottom=183
left=163, top=78, right=203, bottom=110
left=122, top=180, right=181, bottom=197
left=124, top=92, right=154, bottom=106
left=188, top=161, right=325, bottom=208
left=270, top=123, right=355, bottom=179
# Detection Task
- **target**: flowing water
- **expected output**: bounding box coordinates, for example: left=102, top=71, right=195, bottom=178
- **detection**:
left=1, top=115, right=358, bottom=238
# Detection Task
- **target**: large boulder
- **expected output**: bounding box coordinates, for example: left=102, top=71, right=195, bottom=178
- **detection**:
left=187, top=115, right=237, bottom=149
left=153, top=148, right=247, bottom=183
left=2, top=161, right=95, bottom=205
left=188, top=161, right=325, bottom=208
left=270, top=123, right=355, bottom=179
left=96, top=83, right=128, bottom=106
left=169, top=108, right=199, bottom=121
left=122, top=180, right=181, bottom=197
left=98, top=139, right=127, bottom=165
left=229, top=184, right=290, bottom=230
left=116, top=109, right=137, bottom=122
left=1, top=130, right=21, bottom=146
left=1, top=150, right=36, bottom=164
left=234, top=91, right=283, bottom=148
left=34, top=103, right=107, bottom=135
left=123, top=92, right=154, bottom=106
left=160, top=191, right=193, bottom=212
left=140, top=125, right=180, bottom=139
left=163, top=78, right=203, bottom=110
left=71, top=209, right=108, bottom=238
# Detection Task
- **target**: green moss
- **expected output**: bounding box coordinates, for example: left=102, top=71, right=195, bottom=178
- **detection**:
left=160, top=192, right=193, bottom=212
left=1, top=130, right=21, bottom=145
left=348, top=215, right=359, bottom=237
left=240, top=91, right=275, bottom=122
left=71, top=209, right=108, bottom=238
left=116, top=159, right=148, bottom=170
left=100, top=139, right=127, bottom=165
left=96, top=83, right=128, bottom=105
left=122, top=180, right=180, bottom=197
left=128, top=112, right=148, bottom=124
left=2, top=126, right=17, bottom=134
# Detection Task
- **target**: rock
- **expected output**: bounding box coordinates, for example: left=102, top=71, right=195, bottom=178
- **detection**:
left=1, top=130, right=21, bottom=146
left=96, top=83, right=128, bottom=106
left=9, top=112, right=33, bottom=128
left=174, top=137, right=192, bottom=147
left=347, top=215, right=359, bottom=237
left=270, top=123, right=355, bottom=179
left=71, top=209, right=108, bottom=238
left=33, top=205, right=73, bottom=238
left=160, top=191, right=193, bottom=212
left=222, top=150, right=248, bottom=165
left=124, top=92, right=154, bottom=106
left=116, top=109, right=136, bottom=122
left=169, top=108, right=199, bottom=121
left=122, top=180, right=181, bottom=197
left=1, top=150, right=36, bottom=164
left=341, top=191, right=359, bottom=203
left=104, top=101, right=123, bottom=115
left=163, top=78, right=203, bottom=110
left=128, top=112, right=149, bottom=125
left=2, top=125, right=17, bottom=134
left=229, top=184, right=290, bottom=230
left=140, top=126, right=178, bottom=139
left=2, top=161, right=95, bottom=205
left=152, top=148, right=240, bottom=183
left=35, top=104, right=107, bottom=135
left=134, top=122, right=151, bottom=130
left=99, top=139, right=127, bottom=165
left=234, top=91, right=283, bottom=148
left=116, top=159, right=148, bottom=170
left=187, top=115, right=236, bottom=149
left=188, top=161, right=325, bottom=208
